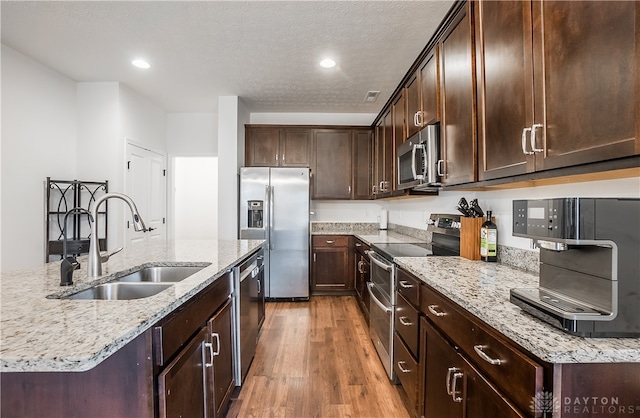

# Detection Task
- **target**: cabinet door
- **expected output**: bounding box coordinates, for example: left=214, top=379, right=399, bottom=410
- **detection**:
left=475, top=1, right=534, bottom=181
left=464, top=360, right=525, bottom=418
left=352, top=130, right=374, bottom=200
left=439, top=3, right=477, bottom=185
left=406, top=71, right=421, bottom=138
left=393, top=90, right=407, bottom=147
left=158, top=327, right=208, bottom=418
left=312, top=239, right=351, bottom=291
left=245, top=127, right=280, bottom=167
left=532, top=1, right=639, bottom=171
left=420, top=47, right=440, bottom=125
left=379, top=110, right=395, bottom=197
left=207, top=300, right=235, bottom=418
left=312, top=129, right=352, bottom=199
left=424, top=320, right=464, bottom=418
left=280, top=129, right=311, bottom=167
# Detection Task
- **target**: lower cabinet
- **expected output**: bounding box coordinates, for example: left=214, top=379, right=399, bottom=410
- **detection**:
left=311, top=235, right=352, bottom=293
left=422, top=318, right=524, bottom=418
left=353, top=238, right=371, bottom=318
left=154, top=272, right=235, bottom=418
left=158, top=327, right=210, bottom=418
left=208, top=300, right=235, bottom=418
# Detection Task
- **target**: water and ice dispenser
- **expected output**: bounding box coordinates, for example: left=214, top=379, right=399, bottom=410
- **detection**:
left=247, top=200, right=263, bottom=229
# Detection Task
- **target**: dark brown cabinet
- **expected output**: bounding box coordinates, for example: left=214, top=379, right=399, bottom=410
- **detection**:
left=158, top=326, right=209, bottom=418
left=311, top=235, right=352, bottom=293
left=245, top=126, right=311, bottom=168
left=419, top=47, right=440, bottom=126
left=439, top=2, right=477, bottom=186
left=405, top=71, right=421, bottom=139
left=155, top=272, right=235, bottom=418
left=207, top=299, right=235, bottom=418
left=374, top=109, right=395, bottom=197
left=476, top=1, right=640, bottom=181
left=352, top=238, right=370, bottom=319
left=312, top=129, right=353, bottom=199
left=422, top=318, right=524, bottom=418
left=393, top=90, right=407, bottom=148
left=352, top=130, right=374, bottom=200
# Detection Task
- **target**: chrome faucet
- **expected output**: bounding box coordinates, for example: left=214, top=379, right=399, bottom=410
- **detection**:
left=87, top=193, right=148, bottom=277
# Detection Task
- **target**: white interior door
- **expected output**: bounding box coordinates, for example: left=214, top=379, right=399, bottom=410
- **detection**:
left=126, top=143, right=166, bottom=246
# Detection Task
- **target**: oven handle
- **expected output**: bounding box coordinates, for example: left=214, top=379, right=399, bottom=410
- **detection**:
left=367, top=282, right=392, bottom=313
left=368, top=251, right=394, bottom=272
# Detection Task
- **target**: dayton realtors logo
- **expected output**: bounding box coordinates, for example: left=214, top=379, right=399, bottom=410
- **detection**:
left=531, top=391, right=639, bottom=416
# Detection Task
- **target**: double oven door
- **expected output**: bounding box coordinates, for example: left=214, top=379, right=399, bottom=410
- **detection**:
left=367, top=250, right=396, bottom=381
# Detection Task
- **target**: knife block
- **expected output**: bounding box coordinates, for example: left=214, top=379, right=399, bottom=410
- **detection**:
left=460, top=217, right=493, bottom=260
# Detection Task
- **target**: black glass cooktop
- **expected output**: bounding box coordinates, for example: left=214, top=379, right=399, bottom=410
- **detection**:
left=372, top=242, right=459, bottom=260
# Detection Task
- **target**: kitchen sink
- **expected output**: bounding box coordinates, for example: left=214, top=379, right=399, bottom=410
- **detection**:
left=112, top=265, right=208, bottom=283
left=64, top=282, right=174, bottom=300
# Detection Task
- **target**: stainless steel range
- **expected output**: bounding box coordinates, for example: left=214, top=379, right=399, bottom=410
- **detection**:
left=367, top=214, right=461, bottom=381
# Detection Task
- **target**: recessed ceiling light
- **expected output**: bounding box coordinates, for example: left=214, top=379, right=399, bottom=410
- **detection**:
left=132, top=59, right=151, bottom=69
left=319, top=58, right=336, bottom=69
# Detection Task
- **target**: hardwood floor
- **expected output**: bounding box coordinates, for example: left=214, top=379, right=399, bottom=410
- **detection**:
left=226, top=296, right=410, bottom=418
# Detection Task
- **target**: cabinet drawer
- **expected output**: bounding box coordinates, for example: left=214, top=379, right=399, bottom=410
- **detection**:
left=394, top=293, right=419, bottom=357
left=394, top=333, right=419, bottom=414
left=396, top=269, right=420, bottom=307
left=154, top=272, right=232, bottom=366
left=421, top=285, right=544, bottom=414
left=312, top=235, right=349, bottom=247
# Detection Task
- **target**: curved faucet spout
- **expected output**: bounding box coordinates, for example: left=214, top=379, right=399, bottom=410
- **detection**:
left=87, top=193, right=148, bottom=277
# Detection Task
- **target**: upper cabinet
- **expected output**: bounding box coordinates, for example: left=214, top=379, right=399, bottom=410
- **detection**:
left=312, top=129, right=353, bottom=199
left=476, top=0, right=640, bottom=181
left=352, top=130, right=374, bottom=200
left=374, top=109, right=395, bottom=198
left=245, top=126, right=310, bottom=168
left=406, top=48, right=441, bottom=139
left=439, top=2, right=477, bottom=186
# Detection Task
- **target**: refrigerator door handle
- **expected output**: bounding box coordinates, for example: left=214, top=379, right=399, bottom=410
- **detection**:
left=269, top=185, right=275, bottom=251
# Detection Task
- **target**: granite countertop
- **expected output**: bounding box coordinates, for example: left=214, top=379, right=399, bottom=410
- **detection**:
left=0, top=239, right=263, bottom=373
left=395, top=256, right=640, bottom=364
left=311, top=223, right=426, bottom=244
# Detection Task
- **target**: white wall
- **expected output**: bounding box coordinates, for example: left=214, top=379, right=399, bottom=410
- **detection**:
left=174, top=157, right=218, bottom=239
left=250, top=112, right=376, bottom=126
left=1, top=45, right=78, bottom=271
left=77, top=82, right=167, bottom=252
left=217, top=96, right=249, bottom=240
left=167, top=113, right=218, bottom=239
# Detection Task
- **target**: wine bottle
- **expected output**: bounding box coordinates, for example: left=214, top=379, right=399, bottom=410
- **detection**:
left=480, top=211, right=497, bottom=262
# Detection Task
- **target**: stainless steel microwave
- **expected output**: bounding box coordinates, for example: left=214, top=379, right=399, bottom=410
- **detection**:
left=397, top=123, right=441, bottom=191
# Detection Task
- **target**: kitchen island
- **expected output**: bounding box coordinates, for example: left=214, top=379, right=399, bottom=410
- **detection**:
left=1, top=239, right=263, bottom=373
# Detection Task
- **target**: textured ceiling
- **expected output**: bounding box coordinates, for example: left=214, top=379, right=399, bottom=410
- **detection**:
left=1, top=1, right=454, bottom=114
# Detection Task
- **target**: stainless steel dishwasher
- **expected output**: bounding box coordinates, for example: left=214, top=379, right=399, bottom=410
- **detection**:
left=233, top=249, right=264, bottom=386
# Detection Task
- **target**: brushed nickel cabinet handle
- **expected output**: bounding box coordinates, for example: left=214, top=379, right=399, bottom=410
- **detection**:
left=326, top=240, right=335, bottom=244
left=530, top=123, right=544, bottom=153
left=398, top=280, right=413, bottom=289
left=211, top=333, right=220, bottom=356
left=204, top=342, right=214, bottom=367
left=521, top=127, right=534, bottom=155
left=399, top=316, right=412, bottom=326
left=397, top=361, right=411, bottom=373
left=427, top=305, right=445, bottom=317
left=473, top=345, right=503, bottom=365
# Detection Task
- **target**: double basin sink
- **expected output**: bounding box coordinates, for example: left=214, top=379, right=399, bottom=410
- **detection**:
left=62, top=265, right=209, bottom=301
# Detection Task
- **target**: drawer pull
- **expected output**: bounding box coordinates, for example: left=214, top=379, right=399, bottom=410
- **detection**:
left=398, top=280, right=414, bottom=289
left=397, top=361, right=412, bottom=374
left=428, top=305, right=445, bottom=317
left=399, top=316, right=413, bottom=326
left=446, top=367, right=463, bottom=402
left=326, top=240, right=335, bottom=244
left=474, top=345, right=503, bottom=365
left=355, top=242, right=362, bottom=247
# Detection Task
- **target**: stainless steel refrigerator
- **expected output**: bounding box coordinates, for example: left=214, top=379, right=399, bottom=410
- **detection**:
left=239, top=167, right=310, bottom=299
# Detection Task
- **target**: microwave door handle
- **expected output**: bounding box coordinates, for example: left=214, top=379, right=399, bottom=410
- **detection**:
left=418, top=144, right=428, bottom=180
left=411, top=144, right=426, bottom=180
